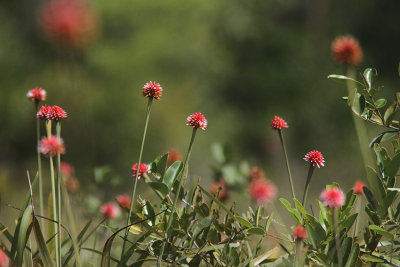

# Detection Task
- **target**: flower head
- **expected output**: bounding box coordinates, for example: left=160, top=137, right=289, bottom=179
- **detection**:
left=331, top=35, right=363, bottom=65
left=39, top=136, right=65, bottom=157
left=353, top=181, right=366, bottom=196
left=271, top=115, right=288, bottom=130
left=292, top=225, right=307, bottom=240
left=61, top=162, right=75, bottom=176
left=143, top=81, right=163, bottom=100
left=37, top=105, right=52, bottom=120
left=116, top=194, right=131, bottom=210
left=100, top=203, right=120, bottom=219
left=209, top=178, right=229, bottom=202
left=65, top=176, right=80, bottom=193
left=304, top=150, right=325, bottom=168
left=248, top=166, right=265, bottom=181
left=167, top=149, right=182, bottom=165
left=27, top=87, right=46, bottom=102
left=186, top=112, right=207, bottom=130
left=0, top=248, right=9, bottom=267
left=131, top=163, right=149, bottom=179
left=48, top=105, right=67, bottom=120
left=249, top=179, right=277, bottom=205
left=320, top=187, right=345, bottom=208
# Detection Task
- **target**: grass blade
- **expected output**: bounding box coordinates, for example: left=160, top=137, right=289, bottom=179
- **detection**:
left=32, top=216, right=55, bottom=267
left=13, top=205, right=33, bottom=266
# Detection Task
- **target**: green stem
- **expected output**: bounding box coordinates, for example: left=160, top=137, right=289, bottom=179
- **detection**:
left=333, top=208, right=342, bottom=267
left=35, top=103, right=44, bottom=220
left=255, top=206, right=261, bottom=226
left=295, top=240, right=303, bottom=267
left=353, top=196, right=361, bottom=238
left=120, top=98, right=153, bottom=264
left=49, top=156, right=59, bottom=267
left=157, top=128, right=198, bottom=267
left=278, top=130, right=296, bottom=200
left=56, top=122, right=62, bottom=267
left=302, top=163, right=314, bottom=208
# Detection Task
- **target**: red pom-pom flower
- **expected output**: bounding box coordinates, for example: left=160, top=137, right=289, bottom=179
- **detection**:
left=304, top=150, right=325, bottom=168
left=116, top=194, right=131, bottom=210
left=320, top=188, right=345, bottom=208
left=271, top=115, right=288, bottom=130
left=292, top=225, right=307, bottom=240
left=331, top=35, right=363, bottom=65
left=186, top=112, right=207, bottom=130
left=100, top=203, right=120, bottom=219
left=249, top=179, right=277, bottom=205
left=27, top=87, right=46, bottom=102
left=353, top=181, right=366, bottom=196
left=39, top=136, right=66, bottom=157
left=37, top=105, right=52, bottom=120
left=131, top=163, right=149, bottom=179
left=143, top=81, right=163, bottom=100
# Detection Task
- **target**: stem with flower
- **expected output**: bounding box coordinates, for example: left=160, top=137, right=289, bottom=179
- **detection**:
left=277, top=130, right=295, bottom=200
left=56, top=121, right=62, bottom=267
left=302, top=163, right=314, bottom=208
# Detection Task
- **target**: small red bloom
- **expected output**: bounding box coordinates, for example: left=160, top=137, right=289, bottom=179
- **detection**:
left=292, top=225, right=307, bottom=240
left=143, top=81, right=163, bottom=100
left=37, top=105, right=52, bottom=120
left=248, top=166, right=265, bottom=181
left=186, top=112, right=207, bottom=130
left=100, top=203, right=120, bottom=219
left=167, top=149, right=182, bottom=165
left=353, top=181, right=366, bottom=196
left=131, top=163, right=149, bottom=179
left=27, top=87, right=46, bottom=102
left=65, top=176, right=80, bottom=193
left=61, top=162, right=75, bottom=176
left=249, top=179, right=277, bottom=205
left=39, top=136, right=66, bottom=157
left=116, top=194, right=131, bottom=210
left=271, top=115, right=288, bottom=130
left=209, top=178, right=229, bottom=202
left=304, top=150, right=325, bottom=168
left=320, top=188, right=345, bottom=208
left=331, top=35, right=363, bottom=65
left=0, top=248, right=9, bottom=267
left=48, top=105, right=67, bottom=120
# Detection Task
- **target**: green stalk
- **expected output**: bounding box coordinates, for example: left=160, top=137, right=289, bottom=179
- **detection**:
left=302, top=163, right=314, bottom=208
left=295, top=240, right=303, bottom=267
left=35, top=103, right=44, bottom=219
left=157, top=128, right=198, bottom=266
left=278, top=130, right=296, bottom=200
left=333, top=208, right=342, bottom=267
left=353, top=196, right=361, bottom=238
left=56, top=122, right=62, bottom=267
left=120, top=98, right=153, bottom=263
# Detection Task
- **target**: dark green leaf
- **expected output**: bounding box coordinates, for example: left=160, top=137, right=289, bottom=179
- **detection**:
left=369, top=225, right=394, bottom=240
left=32, top=216, right=55, bottom=267
left=340, top=237, right=353, bottom=264
left=375, top=98, right=387, bottom=108
left=14, top=205, right=33, bottom=266
left=235, top=216, right=253, bottom=228
left=162, top=161, right=183, bottom=190
left=191, top=214, right=216, bottom=244
left=363, top=68, right=377, bottom=90
left=199, top=186, right=235, bottom=219
left=340, top=213, right=358, bottom=230
left=148, top=182, right=169, bottom=196
left=344, top=243, right=359, bottom=267
left=279, top=198, right=302, bottom=224
left=328, top=75, right=362, bottom=85
left=152, top=153, right=169, bottom=178
left=247, top=227, right=265, bottom=235
left=305, top=224, right=321, bottom=249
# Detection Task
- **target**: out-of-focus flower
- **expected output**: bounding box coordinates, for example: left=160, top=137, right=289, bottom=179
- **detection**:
left=167, top=149, right=182, bottom=165
left=65, top=176, right=80, bottom=193
left=209, top=178, right=229, bottom=202
left=143, top=81, right=163, bottom=100
left=27, top=87, right=46, bottom=102
left=37, top=105, right=52, bottom=120
left=0, top=248, right=9, bottom=267
left=38, top=0, right=98, bottom=49
left=353, top=181, right=366, bottom=196
left=48, top=105, right=67, bottom=120
left=100, top=203, right=120, bottom=219
left=320, top=188, right=345, bottom=208
left=331, top=35, right=363, bottom=65
left=131, top=163, right=149, bottom=179
left=248, top=166, right=265, bottom=181
left=39, top=136, right=65, bottom=157
left=61, top=162, right=75, bottom=176
left=249, top=179, right=277, bottom=205
left=292, top=225, right=307, bottom=240
left=271, top=115, right=288, bottom=130
left=304, top=150, right=325, bottom=168
left=116, top=194, right=131, bottom=210
left=186, top=112, right=207, bottom=130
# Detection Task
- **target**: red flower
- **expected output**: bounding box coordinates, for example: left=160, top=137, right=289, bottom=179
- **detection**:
left=131, top=163, right=149, bottom=179
left=143, top=81, right=163, bottom=100
left=116, top=194, right=131, bottom=210
left=39, top=136, right=66, bottom=157
left=271, top=115, right=288, bottom=130
left=353, top=181, right=366, bottom=196
left=331, top=35, right=363, bottom=65
left=65, top=176, right=80, bottom=193
left=38, top=0, right=98, bottom=48
left=209, top=178, right=229, bottom=202
left=304, top=150, right=325, bottom=168
left=320, top=188, right=345, bottom=208
left=61, top=162, right=75, bottom=176
left=249, top=179, right=277, bottom=205
left=0, top=248, right=9, bottom=267
left=48, top=105, right=67, bottom=120
left=292, top=225, right=307, bottom=240
left=37, top=105, right=52, bottom=120
left=186, top=112, right=207, bottom=130
left=100, top=203, right=120, bottom=219
left=27, top=87, right=46, bottom=102
left=167, top=149, right=182, bottom=165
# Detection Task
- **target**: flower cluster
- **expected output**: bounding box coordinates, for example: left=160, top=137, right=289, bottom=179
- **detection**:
left=271, top=115, right=288, bottom=130
left=39, top=136, right=66, bottom=157
left=131, top=163, right=149, bottom=179
left=143, top=81, right=163, bottom=100
left=27, top=87, right=46, bottom=102
left=186, top=112, right=207, bottom=130
left=320, top=187, right=345, bottom=208
left=249, top=178, right=277, bottom=205
left=37, top=105, right=67, bottom=120
left=292, top=225, right=307, bottom=240
left=304, top=150, right=325, bottom=168
left=100, top=203, right=120, bottom=219
left=331, top=35, right=363, bottom=65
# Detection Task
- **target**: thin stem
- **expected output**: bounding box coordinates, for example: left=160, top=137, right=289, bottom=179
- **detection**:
left=120, top=98, right=153, bottom=264
left=157, top=128, right=198, bottom=267
left=333, top=208, right=342, bottom=267
left=295, top=240, right=303, bottom=267
left=278, top=130, right=296, bottom=200
left=35, top=103, right=44, bottom=220
left=353, top=196, right=361, bottom=238
left=49, top=156, right=59, bottom=267
left=302, top=163, right=314, bottom=208
left=56, top=122, right=62, bottom=267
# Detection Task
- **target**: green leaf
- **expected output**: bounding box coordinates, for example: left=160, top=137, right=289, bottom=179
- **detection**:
left=363, top=68, right=377, bottom=90
left=369, top=225, right=394, bottom=240
left=14, top=205, right=33, bottom=266
left=235, top=216, right=253, bottom=228
left=350, top=91, right=366, bottom=116
left=148, top=181, right=169, bottom=196
left=305, top=224, right=321, bottom=249
left=328, top=75, right=362, bottom=85
left=369, top=131, right=397, bottom=148
left=151, top=153, right=169, bottom=178
left=199, top=185, right=235, bottom=219
left=361, top=254, right=385, bottom=263
left=293, top=198, right=307, bottom=218
left=279, top=198, right=302, bottom=224
left=344, top=243, right=359, bottom=267
left=32, top=216, right=55, bottom=267
left=340, top=213, right=358, bottom=230
left=162, top=161, right=183, bottom=190
left=375, top=98, right=387, bottom=108
left=384, top=101, right=398, bottom=124
left=191, top=214, right=216, bottom=243
left=247, top=227, right=265, bottom=235
left=340, top=237, right=353, bottom=264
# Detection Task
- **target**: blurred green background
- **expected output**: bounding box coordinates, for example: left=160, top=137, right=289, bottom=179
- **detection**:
left=1, top=0, right=400, bottom=216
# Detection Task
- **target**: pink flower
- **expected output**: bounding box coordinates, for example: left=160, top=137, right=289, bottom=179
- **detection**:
left=116, top=194, right=131, bottom=210
left=27, top=87, right=46, bottom=102
left=38, top=0, right=98, bottom=48
left=292, top=225, right=307, bottom=240
left=61, top=162, right=75, bottom=176
left=271, top=115, right=288, bottom=130
left=48, top=105, right=67, bottom=120
left=39, top=136, right=66, bottom=157
left=320, top=188, right=345, bottom=208
left=249, top=179, right=277, bottom=205
left=331, top=35, right=363, bottom=65
left=167, top=149, right=182, bottom=165
left=0, top=248, right=9, bottom=267
left=353, top=181, right=366, bottom=196
left=100, top=203, right=120, bottom=219
left=37, top=105, right=52, bottom=120
left=131, top=163, right=149, bottom=179
left=143, top=81, right=163, bottom=100
left=186, top=112, right=207, bottom=130
left=304, top=150, right=325, bottom=168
